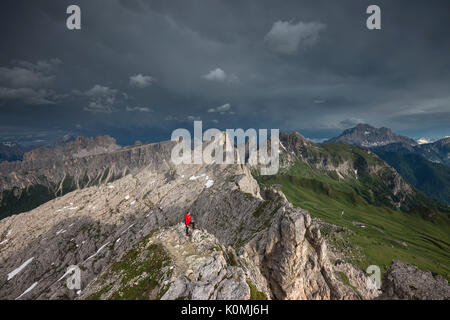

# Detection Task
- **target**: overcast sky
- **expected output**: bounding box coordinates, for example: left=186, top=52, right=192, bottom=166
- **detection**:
left=0, top=0, right=449, bottom=146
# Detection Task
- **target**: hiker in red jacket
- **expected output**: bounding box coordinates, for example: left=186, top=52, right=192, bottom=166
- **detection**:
left=185, top=210, right=195, bottom=235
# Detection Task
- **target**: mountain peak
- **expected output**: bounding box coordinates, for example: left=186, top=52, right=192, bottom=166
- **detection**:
left=326, top=124, right=417, bottom=148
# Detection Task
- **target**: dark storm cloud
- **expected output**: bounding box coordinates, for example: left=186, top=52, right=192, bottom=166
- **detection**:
left=0, top=0, right=449, bottom=145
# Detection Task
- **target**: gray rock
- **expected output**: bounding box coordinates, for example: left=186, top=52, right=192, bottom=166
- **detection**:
left=379, top=260, right=450, bottom=300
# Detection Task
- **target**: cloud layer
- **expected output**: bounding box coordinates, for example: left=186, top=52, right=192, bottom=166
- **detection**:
left=0, top=0, right=449, bottom=145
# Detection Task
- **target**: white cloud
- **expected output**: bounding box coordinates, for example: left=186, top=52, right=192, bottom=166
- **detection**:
left=15, top=58, right=62, bottom=75
left=86, top=85, right=117, bottom=97
left=126, top=106, right=153, bottom=112
left=83, top=85, right=118, bottom=114
left=207, top=103, right=231, bottom=114
left=187, top=115, right=200, bottom=121
left=306, top=137, right=328, bottom=144
left=339, top=117, right=365, bottom=128
left=265, top=20, right=326, bottom=55
left=0, top=66, right=52, bottom=88
left=0, top=87, right=54, bottom=105
left=0, top=59, right=61, bottom=105
left=129, top=74, right=155, bottom=88
left=203, top=68, right=237, bottom=83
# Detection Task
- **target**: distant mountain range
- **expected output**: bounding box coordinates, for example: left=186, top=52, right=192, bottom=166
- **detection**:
left=325, top=123, right=449, bottom=166
left=370, top=138, right=450, bottom=167
left=325, top=124, right=450, bottom=204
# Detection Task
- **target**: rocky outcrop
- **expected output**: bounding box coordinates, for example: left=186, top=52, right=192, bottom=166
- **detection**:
left=379, top=260, right=450, bottom=300
left=80, top=224, right=253, bottom=300
left=242, top=204, right=362, bottom=300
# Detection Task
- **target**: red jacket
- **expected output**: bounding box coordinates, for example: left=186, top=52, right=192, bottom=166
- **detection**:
left=185, top=214, right=192, bottom=226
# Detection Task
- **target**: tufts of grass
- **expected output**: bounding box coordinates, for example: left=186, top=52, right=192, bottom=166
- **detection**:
left=246, top=280, right=267, bottom=300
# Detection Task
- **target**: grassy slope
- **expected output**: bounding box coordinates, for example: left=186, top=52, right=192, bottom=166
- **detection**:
left=258, top=157, right=450, bottom=280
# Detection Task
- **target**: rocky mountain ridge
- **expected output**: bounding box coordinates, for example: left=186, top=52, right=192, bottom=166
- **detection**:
left=275, top=132, right=419, bottom=210
left=0, top=133, right=380, bottom=300
left=0, top=136, right=172, bottom=219
left=22, top=135, right=120, bottom=162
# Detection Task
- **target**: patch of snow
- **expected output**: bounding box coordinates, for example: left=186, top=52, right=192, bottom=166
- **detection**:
left=8, top=257, right=34, bottom=280
left=417, top=137, right=431, bottom=145
left=130, top=200, right=136, bottom=206
left=189, top=175, right=200, bottom=180
left=205, top=179, right=214, bottom=188
left=125, top=195, right=130, bottom=200
left=77, top=290, right=82, bottom=295
left=108, top=185, right=115, bottom=189
left=85, top=242, right=110, bottom=262
left=56, top=229, right=66, bottom=235
left=15, top=282, right=38, bottom=300
left=116, top=238, right=121, bottom=243
left=57, top=265, right=80, bottom=281
left=57, top=205, right=78, bottom=212
left=0, top=239, right=8, bottom=245
left=121, top=224, right=135, bottom=234
left=181, top=175, right=185, bottom=178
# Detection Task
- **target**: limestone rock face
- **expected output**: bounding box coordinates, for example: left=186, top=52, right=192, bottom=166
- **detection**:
left=242, top=205, right=360, bottom=300
left=379, top=260, right=450, bottom=300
